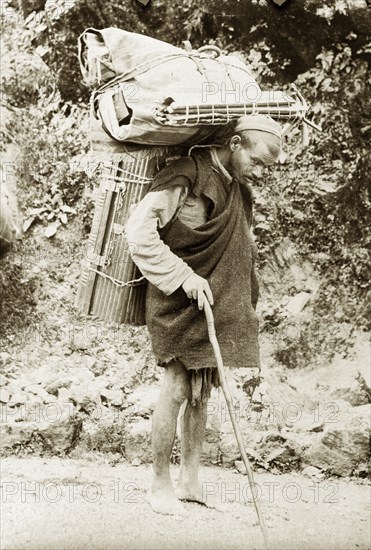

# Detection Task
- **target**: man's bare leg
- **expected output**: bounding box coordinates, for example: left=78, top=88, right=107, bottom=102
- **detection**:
left=148, top=361, right=190, bottom=515
left=177, top=399, right=227, bottom=511
left=177, top=399, right=211, bottom=504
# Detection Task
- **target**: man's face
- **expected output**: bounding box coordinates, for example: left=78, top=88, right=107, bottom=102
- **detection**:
left=229, top=135, right=280, bottom=185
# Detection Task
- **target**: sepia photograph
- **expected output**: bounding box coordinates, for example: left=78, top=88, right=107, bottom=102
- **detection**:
left=0, top=0, right=370, bottom=548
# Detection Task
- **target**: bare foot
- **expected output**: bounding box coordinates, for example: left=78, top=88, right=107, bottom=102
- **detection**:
left=146, top=487, right=188, bottom=516
left=175, top=482, right=229, bottom=512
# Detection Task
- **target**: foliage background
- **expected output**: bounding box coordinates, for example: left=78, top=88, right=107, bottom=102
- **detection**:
left=1, top=0, right=370, bottom=349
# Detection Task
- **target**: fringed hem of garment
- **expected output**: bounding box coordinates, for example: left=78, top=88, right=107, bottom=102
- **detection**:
left=158, top=357, right=220, bottom=406
left=189, top=368, right=220, bottom=406
left=156, top=354, right=261, bottom=371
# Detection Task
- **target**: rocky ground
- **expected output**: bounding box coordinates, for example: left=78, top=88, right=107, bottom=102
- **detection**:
left=1, top=230, right=370, bottom=478
left=1, top=337, right=370, bottom=475
left=1, top=456, right=370, bottom=550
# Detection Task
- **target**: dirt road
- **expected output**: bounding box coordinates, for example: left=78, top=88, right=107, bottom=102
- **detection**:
left=1, top=455, right=369, bottom=550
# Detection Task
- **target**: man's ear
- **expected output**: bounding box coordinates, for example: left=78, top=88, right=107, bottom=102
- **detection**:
left=230, top=135, right=241, bottom=151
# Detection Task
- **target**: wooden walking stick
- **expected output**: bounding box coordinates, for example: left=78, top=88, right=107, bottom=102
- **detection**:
left=203, top=297, right=270, bottom=549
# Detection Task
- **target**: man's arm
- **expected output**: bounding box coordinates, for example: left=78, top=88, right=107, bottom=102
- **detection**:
left=125, top=185, right=194, bottom=296
left=125, top=184, right=214, bottom=309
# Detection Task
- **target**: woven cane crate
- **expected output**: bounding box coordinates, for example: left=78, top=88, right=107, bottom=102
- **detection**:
left=75, top=145, right=171, bottom=325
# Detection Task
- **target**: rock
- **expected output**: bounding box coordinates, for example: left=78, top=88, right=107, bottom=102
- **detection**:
left=303, top=405, right=371, bottom=476
left=108, top=389, right=124, bottom=407
left=8, top=390, right=28, bottom=407
left=57, top=387, right=72, bottom=402
left=131, top=458, right=142, bottom=466
left=201, top=440, right=220, bottom=464
left=358, top=367, right=371, bottom=395
left=202, top=423, right=221, bottom=464
left=19, top=0, right=46, bottom=18
left=26, top=384, right=40, bottom=395
left=69, top=384, right=101, bottom=413
left=262, top=374, right=315, bottom=429
left=354, top=334, right=371, bottom=392
left=0, top=374, right=9, bottom=386
left=26, top=366, right=62, bottom=387
left=1, top=404, right=23, bottom=423
left=291, top=412, right=324, bottom=433
left=286, top=292, right=311, bottom=315
left=1, top=408, right=81, bottom=455
left=283, top=430, right=320, bottom=453
left=334, top=310, right=343, bottom=321
left=0, top=352, right=12, bottom=366
left=26, top=384, right=56, bottom=403
left=101, top=348, right=118, bottom=365
left=94, top=375, right=111, bottom=389
left=100, top=388, right=124, bottom=407
left=44, top=393, right=57, bottom=404
left=45, top=376, right=72, bottom=395
left=127, top=386, right=160, bottom=417
left=0, top=388, right=10, bottom=404
left=125, top=419, right=152, bottom=462
left=38, top=414, right=83, bottom=454
left=0, top=422, right=36, bottom=452
left=331, top=375, right=370, bottom=406
left=253, top=432, right=302, bottom=471
left=26, top=394, right=44, bottom=405
left=219, top=433, right=241, bottom=466
left=302, top=466, right=323, bottom=478
left=81, top=355, right=98, bottom=371
left=74, top=366, right=95, bottom=382
left=80, top=414, right=125, bottom=454
left=317, top=360, right=371, bottom=407
left=69, top=334, right=90, bottom=351
left=234, top=460, right=245, bottom=474
left=5, top=379, right=24, bottom=394
left=100, top=387, right=113, bottom=399
left=315, top=252, right=331, bottom=263
left=273, top=238, right=298, bottom=266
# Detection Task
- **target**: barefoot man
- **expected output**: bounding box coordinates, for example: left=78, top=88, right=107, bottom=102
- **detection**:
left=125, top=114, right=282, bottom=515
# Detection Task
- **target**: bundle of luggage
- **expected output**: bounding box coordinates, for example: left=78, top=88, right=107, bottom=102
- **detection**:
left=75, top=27, right=311, bottom=325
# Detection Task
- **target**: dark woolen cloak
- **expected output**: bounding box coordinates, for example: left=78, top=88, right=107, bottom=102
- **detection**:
left=145, top=149, right=260, bottom=371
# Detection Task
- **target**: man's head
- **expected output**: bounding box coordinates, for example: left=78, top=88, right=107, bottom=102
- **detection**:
left=218, top=115, right=282, bottom=184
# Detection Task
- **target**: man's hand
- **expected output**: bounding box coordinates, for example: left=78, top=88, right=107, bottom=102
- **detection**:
left=182, top=273, right=214, bottom=310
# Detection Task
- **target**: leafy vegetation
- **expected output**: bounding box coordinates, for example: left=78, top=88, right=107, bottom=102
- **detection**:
left=1, top=0, right=370, bottom=343
left=13, top=103, right=91, bottom=237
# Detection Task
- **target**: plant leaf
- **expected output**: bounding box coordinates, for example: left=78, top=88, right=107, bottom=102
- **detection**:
left=23, top=218, right=35, bottom=232
left=45, top=224, right=58, bottom=238
left=60, top=204, right=76, bottom=214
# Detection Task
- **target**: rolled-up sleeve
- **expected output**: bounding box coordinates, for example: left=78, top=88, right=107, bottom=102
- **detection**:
left=125, top=185, right=194, bottom=296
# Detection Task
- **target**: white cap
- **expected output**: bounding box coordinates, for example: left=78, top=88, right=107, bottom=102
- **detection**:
left=234, top=114, right=282, bottom=139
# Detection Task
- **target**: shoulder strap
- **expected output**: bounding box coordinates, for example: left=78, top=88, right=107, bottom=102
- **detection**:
left=150, top=156, right=197, bottom=193
left=239, top=182, right=254, bottom=227
left=151, top=157, right=197, bottom=235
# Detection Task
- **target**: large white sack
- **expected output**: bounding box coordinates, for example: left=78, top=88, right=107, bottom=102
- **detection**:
left=79, top=28, right=261, bottom=146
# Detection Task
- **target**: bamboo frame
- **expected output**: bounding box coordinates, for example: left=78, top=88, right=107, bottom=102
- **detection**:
left=75, top=147, right=168, bottom=324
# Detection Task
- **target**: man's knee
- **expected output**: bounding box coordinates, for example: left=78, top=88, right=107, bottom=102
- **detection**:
left=163, top=361, right=190, bottom=403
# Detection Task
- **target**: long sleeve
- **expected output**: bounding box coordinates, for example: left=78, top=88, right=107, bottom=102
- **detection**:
left=125, top=185, right=194, bottom=296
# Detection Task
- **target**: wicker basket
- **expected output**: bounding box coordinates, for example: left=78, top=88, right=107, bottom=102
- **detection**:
left=75, top=145, right=171, bottom=324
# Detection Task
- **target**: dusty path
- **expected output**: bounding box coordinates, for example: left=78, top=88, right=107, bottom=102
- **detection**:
left=1, top=456, right=369, bottom=550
